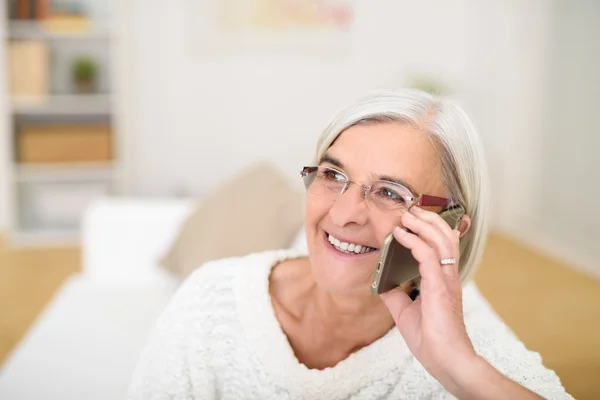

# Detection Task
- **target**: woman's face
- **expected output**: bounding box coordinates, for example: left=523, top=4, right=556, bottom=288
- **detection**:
left=305, top=122, right=448, bottom=294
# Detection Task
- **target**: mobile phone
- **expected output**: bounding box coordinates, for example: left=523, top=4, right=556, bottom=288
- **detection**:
left=370, top=205, right=465, bottom=296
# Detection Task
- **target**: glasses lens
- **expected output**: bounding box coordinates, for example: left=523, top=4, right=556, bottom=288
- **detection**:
left=302, top=166, right=347, bottom=198
left=369, top=181, right=415, bottom=213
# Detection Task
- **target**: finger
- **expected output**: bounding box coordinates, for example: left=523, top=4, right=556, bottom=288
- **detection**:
left=380, top=285, right=413, bottom=325
left=401, top=212, right=455, bottom=260
left=411, top=206, right=458, bottom=240
left=405, top=209, right=461, bottom=279
left=393, top=226, right=446, bottom=284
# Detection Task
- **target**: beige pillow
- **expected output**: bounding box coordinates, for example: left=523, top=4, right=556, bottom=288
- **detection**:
left=161, top=163, right=304, bottom=277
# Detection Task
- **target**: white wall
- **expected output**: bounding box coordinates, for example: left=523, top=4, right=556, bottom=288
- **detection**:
left=124, top=0, right=475, bottom=198
left=465, top=0, right=600, bottom=278
left=512, top=1, right=600, bottom=278
left=123, top=1, right=560, bottom=221
left=466, top=0, right=553, bottom=228
left=540, top=1, right=600, bottom=251
left=0, top=1, right=565, bottom=247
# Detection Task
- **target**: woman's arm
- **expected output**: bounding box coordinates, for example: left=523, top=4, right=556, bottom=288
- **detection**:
left=435, top=354, right=545, bottom=400
left=380, top=206, right=572, bottom=399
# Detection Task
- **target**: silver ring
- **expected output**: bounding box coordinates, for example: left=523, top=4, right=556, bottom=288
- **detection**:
left=440, top=258, right=456, bottom=265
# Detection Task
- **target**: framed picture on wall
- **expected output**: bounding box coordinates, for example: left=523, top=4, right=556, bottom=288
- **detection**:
left=186, top=0, right=354, bottom=57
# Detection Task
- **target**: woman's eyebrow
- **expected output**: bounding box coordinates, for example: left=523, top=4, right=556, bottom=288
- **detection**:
left=318, top=154, right=344, bottom=169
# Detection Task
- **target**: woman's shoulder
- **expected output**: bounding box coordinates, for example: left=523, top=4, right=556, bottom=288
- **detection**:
left=153, top=250, right=288, bottom=336
left=186, top=248, right=305, bottom=283
left=172, top=248, right=305, bottom=307
left=127, top=251, right=297, bottom=399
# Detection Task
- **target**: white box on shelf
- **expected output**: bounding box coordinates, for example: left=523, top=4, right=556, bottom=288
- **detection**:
left=17, top=179, right=112, bottom=231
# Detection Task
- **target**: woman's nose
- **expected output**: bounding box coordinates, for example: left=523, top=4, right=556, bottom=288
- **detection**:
left=330, top=182, right=369, bottom=227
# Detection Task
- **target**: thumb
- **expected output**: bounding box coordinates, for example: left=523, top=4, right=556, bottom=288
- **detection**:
left=380, top=286, right=413, bottom=325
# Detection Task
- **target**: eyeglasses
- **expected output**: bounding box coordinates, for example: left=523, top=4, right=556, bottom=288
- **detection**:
left=301, top=165, right=454, bottom=215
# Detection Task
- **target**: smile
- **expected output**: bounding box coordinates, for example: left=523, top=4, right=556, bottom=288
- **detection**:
left=327, top=233, right=377, bottom=255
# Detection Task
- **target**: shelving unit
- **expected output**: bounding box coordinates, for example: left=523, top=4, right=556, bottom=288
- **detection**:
left=8, top=20, right=112, bottom=40
left=12, top=93, right=112, bottom=114
left=2, top=0, right=123, bottom=246
left=14, top=162, right=116, bottom=181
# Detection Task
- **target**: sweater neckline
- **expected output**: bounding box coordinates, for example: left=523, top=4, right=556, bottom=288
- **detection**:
left=234, top=250, right=412, bottom=399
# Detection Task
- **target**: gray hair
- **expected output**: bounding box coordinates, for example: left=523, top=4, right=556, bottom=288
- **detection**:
left=314, top=89, right=490, bottom=283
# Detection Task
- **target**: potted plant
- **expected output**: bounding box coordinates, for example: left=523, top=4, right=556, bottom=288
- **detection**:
left=406, top=72, right=449, bottom=95
left=72, top=57, right=98, bottom=94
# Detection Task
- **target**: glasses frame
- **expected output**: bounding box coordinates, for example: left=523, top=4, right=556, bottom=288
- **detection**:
left=300, top=165, right=454, bottom=210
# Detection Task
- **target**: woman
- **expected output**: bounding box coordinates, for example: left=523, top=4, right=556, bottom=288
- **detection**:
left=127, top=89, right=572, bottom=399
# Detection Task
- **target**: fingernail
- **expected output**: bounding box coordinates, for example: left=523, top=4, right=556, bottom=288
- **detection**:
left=394, top=226, right=408, bottom=234
left=410, top=206, right=421, bottom=214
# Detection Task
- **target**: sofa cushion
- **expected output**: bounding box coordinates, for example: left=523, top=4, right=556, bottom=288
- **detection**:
left=82, top=199, right=195, bottom=283
left=160, top=163, right=303, bottom=277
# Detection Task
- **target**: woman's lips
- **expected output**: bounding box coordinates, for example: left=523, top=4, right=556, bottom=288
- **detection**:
left=322, top=230, right=379, bottom=257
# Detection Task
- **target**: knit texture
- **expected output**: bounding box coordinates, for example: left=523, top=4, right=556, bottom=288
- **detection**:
left=127, top=249, right=573, bottom=399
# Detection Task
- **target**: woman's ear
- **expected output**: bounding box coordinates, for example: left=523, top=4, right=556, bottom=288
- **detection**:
left=458, top=215, right=471, bottom=238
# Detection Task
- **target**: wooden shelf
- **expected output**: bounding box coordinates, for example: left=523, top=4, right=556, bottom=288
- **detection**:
left=14, top=163, right=116, bottom=182
left=12, top=94, right=112, bottom=115
left=8, top=20, right=112, bottom=40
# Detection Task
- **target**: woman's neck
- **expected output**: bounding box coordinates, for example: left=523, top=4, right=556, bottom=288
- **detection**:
left=270, top=257, right=405, bottom=369
left=309, top=285, right=395, bottom=339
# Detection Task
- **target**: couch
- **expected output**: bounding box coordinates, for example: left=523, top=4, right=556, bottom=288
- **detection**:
left=0, top=198, right=202, bottom=400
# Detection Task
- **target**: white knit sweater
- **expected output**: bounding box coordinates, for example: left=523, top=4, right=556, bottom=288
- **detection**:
left=127, top=249, right=572, bottom=399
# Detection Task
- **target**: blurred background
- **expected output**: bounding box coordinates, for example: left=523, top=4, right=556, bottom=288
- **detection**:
left=0, top=0, right=599, bottom=399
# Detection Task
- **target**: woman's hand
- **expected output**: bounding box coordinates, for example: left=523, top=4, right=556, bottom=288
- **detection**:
left=380, top=206, right=476, bottom=386
left=380, top=206, right=544, bottom=399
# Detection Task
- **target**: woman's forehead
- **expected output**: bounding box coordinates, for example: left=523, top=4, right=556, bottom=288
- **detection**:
left=325, top=123, right=445, bottom=193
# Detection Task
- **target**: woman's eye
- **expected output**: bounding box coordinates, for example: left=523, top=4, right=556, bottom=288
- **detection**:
left=376, top=187, right=405, bottom=202
left=323, top=170, right=344, bottom=181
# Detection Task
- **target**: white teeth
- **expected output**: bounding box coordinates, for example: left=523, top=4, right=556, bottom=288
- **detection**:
left=327, top=234, right=374, bottom=255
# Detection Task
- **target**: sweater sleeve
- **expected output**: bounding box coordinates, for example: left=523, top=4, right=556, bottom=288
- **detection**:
left=125, top=268, right=216, bottom=400
left=463, top=284, right=573, bottom=400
